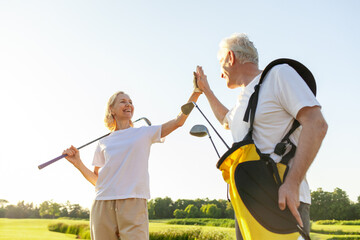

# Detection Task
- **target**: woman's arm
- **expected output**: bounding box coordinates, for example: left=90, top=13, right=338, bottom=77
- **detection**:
left=161, top=91, right=202, bottom=138
left=63, top=145, right=99, bottom=186
left=195, top=66, right=229, bottom=125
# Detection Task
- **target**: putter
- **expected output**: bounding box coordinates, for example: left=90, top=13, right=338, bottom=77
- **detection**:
left=182, top=102, right=230, bottom=149
left=38, top=117, right=152, bottom=170
left=190, top=124, right=220, bottom=158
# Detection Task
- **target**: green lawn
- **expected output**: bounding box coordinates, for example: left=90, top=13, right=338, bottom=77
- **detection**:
left=0, top=218, right=236, bottom=240
left=310, top=222, right=360, bottom=240
left=312, top=222, right=360, bottom=234
left=0, top=218, right=88, bottom=240
left=149, top=220, right=236, bottom=239
left=1, top=218, right=360, bottom=240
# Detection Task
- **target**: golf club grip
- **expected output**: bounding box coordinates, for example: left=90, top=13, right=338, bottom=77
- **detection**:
left=38, top=154, right=67, bottom=170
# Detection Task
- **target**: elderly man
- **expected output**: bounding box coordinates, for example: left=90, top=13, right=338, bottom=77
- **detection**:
left=195, top=33, right=327, bottom=239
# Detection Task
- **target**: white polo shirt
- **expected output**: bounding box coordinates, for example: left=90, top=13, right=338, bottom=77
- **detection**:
left=92, top=125, right=163, bottom=200
left=224, top=64, right=320, bottom=204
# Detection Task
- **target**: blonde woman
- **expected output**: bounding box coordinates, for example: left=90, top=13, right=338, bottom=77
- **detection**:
left=63, top=90, right=201, bottom=240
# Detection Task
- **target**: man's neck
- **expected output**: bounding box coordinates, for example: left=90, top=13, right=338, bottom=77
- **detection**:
left=235, top=62, right=262, bottom=87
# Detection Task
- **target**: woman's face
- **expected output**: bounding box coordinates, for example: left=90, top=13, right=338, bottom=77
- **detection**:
left=111, top=93, right=134, bottom=121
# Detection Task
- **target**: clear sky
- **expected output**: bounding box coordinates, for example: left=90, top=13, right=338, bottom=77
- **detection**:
left=1, top=0, right=359, bottom=209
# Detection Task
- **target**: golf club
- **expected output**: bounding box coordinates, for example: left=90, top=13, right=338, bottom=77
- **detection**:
left=190, top=124, right=220, bottom=158
left=38, top=117, right=152, bottom=170
left=181, top=102, right=230, bottom=149
left=133, top=117, right=151, bottom=126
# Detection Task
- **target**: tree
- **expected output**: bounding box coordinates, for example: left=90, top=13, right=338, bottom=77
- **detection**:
left=185, top=204, right=199, bottom=218
left=225, top=201, right=235, bottom=219
left=173, top=199, right=194, bottom=211
left=68, top=204, right=82, bottom=218
left=311, top=188, right=332, bottom=220
left=39, top=200, right=61, bottom=219
left=200, top=204, right=221, bottom=218
left=356, top=196, right=360, bottom=219
left=152, top=197, right=174, bottom=219
left=173, top=209, right=187, bottom=218
left=147, top=199, right=155, bottom=219
left=329, top=188, right=351, bottom=220
left=311, top=187, right=354, bottom=220
left=0, top=199, right=8, bottom=208
left=207, top=204, right=221, bottom=218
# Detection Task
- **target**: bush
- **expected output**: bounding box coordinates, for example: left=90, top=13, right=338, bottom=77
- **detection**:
left=316, top=220, right=360, bottom=225
left=48, top=222, right=90, bottom=239
left=327, top=237, right=360, bottom=240
left=167, top=218, right=235, bottom=228
left=149, top=228, right=232, bottom=240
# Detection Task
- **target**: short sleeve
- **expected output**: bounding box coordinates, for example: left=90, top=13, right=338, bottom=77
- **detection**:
left=223, top=108, right=234, bottom=129
left=148, top=125, right=164, bottom=144
left=274, top=64, right=320, bottom=118
left=92, top=142, right=105, bottom=167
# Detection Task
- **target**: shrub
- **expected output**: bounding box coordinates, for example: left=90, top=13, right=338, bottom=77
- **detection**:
left=149, top=228, right=232, bottom=240
left=167, top=218, right=235, bottom=228
left=316, top=220, right=360, bottom=226
left=48, top=222, right=90, bottom=239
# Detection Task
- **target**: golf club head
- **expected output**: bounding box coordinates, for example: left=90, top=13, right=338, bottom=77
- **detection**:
left=133, top=117, right=152, bottom=126
left=142, top=118, right=152, bottom=126
left=181, top=102, right=195, bottom=115
left=190, top=124, right=209, bottom=137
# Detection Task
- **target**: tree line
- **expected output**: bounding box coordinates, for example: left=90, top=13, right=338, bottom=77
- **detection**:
left=1, top=187, right=359, bottom=220
left=148, top=197, right=235, bottom=219
left=310, top=188, right=360, bottom=220
left=0, top=200, right=89, bottom=219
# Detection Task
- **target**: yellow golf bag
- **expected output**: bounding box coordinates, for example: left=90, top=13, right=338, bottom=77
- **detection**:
left=217, top=59, right=316, bottom=240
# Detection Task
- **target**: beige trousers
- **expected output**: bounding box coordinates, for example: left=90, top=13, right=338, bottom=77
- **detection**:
left=90, top=198, right=149, bottom=240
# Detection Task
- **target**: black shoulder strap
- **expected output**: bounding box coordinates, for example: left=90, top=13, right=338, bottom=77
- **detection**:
left=242, top=58, right=316, bottom=162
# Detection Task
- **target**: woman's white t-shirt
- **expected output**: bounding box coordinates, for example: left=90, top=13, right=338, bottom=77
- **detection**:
left=224, top=64, right=320, bottom=204
left=92, top=125, right=163, bottom=200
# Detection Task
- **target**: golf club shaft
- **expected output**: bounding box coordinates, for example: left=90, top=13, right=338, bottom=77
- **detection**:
left=38, top=117, right=151, bottom=170
left=208, top=135, right=220, bottom=158
left=193, top=102, right=230, bottom=149
left=37, top=132, right=111, bottom=170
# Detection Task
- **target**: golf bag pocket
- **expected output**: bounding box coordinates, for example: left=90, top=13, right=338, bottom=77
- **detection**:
left=217, top=140, right=308, bottom=240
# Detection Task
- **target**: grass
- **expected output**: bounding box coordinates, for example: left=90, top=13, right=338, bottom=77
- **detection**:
left=0, top=218, right=88, bottom=240
left=2, top=218, right=360, bottom=240
left=166, top=218, right=235, bottom=228
left=150, top=220, right=236, bottom=239
left=311, top=222, right=360, bottom=240
left=312, top=221, right=360, bottom=234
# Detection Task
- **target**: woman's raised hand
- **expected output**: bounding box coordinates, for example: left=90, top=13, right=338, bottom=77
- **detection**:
left=195, top=66, right=211, bottom=94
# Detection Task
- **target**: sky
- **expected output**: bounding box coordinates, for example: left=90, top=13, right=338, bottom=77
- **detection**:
left=1, top=0, right=359, bottom=210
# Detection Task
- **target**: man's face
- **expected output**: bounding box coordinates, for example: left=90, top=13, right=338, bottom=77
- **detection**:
left=219, top=50, right=234, bottom=88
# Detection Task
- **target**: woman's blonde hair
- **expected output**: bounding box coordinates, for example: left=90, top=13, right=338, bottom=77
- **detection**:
left=104, top=91, right=133, bottom=131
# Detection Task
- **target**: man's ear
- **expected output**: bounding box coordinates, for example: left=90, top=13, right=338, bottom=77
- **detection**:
left=228, top=50, right=236, bottom=66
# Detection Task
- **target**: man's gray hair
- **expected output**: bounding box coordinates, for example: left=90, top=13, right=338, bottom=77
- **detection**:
left=217, top=33, right=259, bottom=66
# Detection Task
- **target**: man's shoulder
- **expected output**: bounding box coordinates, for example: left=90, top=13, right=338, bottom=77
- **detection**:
left=266, top=63, right=292, bottom=76
left=264, top=63, right=303, bottom=85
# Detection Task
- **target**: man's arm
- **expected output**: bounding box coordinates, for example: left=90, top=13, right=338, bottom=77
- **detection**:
left=195, top=66, right=229, bottom=126
left=278, top=106, right=328, bottom=226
